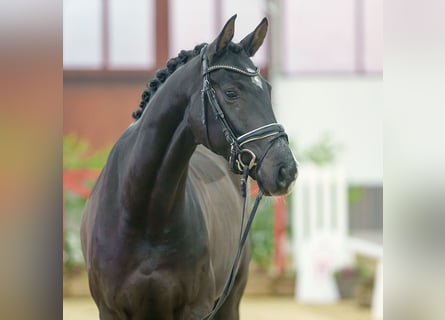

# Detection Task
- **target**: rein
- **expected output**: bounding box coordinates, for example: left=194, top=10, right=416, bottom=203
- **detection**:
left=199, top=45, right=288, bottom=319
left=201, top=167, right=263, bottom=320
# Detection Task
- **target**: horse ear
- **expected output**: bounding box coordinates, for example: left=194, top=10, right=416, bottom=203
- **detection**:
left=240, top=17, right=268, bottom=57
left=213, top=14, right=237, bottom=53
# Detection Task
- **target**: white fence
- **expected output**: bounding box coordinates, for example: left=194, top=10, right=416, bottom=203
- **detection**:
left=292, top=164, right=351, bottom=303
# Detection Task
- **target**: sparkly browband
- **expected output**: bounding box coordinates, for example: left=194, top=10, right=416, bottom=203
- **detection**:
left=206, top=65, right=259, bottom=76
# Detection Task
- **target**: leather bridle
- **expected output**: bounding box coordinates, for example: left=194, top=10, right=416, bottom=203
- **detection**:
left=200, top=45, right=288, bottom=177
left=199, top=45, right=289, bottom=319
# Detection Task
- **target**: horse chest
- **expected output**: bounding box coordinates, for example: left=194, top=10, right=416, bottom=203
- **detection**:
left=108, top=238, right=215, bottom=319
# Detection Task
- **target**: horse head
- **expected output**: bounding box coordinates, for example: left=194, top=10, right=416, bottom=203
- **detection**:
left=189, top=15, right=298, bottom=196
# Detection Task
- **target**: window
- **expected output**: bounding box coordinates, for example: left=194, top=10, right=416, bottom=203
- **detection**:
left=168, top=0, right=216, bottom=58
left=63, top=0, right=156, bottom=70
left=63, top=0, right=102, bottom=69
left=109, top=0, right=156, bottom=69
left=281, top=0, right=382, bottom=75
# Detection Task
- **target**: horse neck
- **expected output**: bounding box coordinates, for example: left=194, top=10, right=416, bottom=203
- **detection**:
left=122, top=59, right=201, bottom=233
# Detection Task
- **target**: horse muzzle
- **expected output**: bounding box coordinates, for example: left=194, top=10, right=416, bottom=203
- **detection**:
left=255, top=139, right=298, bottom=196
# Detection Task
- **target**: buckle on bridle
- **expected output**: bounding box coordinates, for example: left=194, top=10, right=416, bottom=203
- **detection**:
left=236, top=149, right=256, bottom=173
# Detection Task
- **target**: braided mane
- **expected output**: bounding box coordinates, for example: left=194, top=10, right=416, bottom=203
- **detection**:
left=132, top=43, right=207, bottom=120
left=133, top=42, right=245, bottom=120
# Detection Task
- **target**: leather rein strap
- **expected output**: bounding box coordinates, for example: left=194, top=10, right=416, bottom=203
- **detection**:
left=201, top=173, right=263, bottom=320
left=199, top=45, right=288, bottom=319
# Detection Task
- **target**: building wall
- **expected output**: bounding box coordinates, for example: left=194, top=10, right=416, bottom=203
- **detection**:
left=63, top=77, right=147, bottom=150
left=274, top=76, right=382, bottom=185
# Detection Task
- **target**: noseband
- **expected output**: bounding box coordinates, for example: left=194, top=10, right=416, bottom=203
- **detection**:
left=200, top=45, right=288, bottom=176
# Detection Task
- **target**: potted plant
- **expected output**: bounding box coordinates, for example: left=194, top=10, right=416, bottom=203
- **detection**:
left=333, top=265, right=359, bottom=299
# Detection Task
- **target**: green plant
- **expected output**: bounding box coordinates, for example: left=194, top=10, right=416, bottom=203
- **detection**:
left=64, top=190, right=88, bottom=272
left=348, top=185, right=365, bottom=205
left=63, top=133, right=111, bottom=170
left=63, top=134, right=111, bottom=273
left=334, top=266, right=356, bottom=280
left=250, top=197, right=275, bottom=270
left=291, top=132, right=342, bottom=166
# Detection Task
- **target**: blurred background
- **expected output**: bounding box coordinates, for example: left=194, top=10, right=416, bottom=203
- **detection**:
left=63, top=0, right=382, bottom=319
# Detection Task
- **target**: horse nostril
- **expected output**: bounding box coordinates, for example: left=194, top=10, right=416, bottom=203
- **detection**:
left=277, top=166, right=289, bottom=188
left=277, top=164, right=297, bottom=189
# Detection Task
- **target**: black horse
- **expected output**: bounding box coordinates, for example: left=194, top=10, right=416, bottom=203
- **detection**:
left=81, top=15, right=297, bottom=319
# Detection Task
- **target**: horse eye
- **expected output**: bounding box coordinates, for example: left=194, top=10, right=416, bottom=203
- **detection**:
left=224, top=90, right=238, bottom=100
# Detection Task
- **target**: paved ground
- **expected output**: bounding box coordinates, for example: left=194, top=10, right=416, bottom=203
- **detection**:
left=64, top=296, right=371, bottom=320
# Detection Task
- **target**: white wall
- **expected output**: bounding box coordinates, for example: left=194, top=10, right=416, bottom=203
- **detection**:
left=273, top=76, right=382, bottom=185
